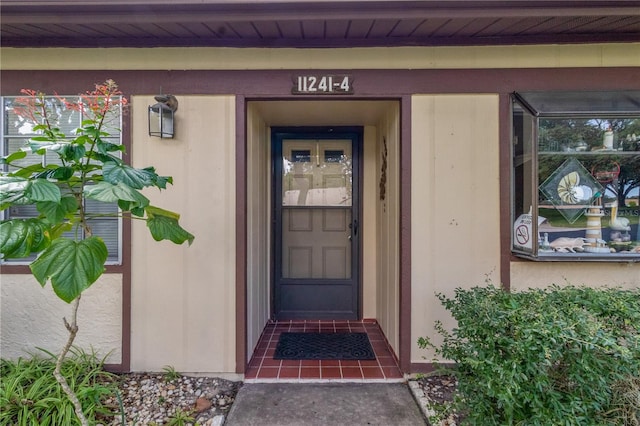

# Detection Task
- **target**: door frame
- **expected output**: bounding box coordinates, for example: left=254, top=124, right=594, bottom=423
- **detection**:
left=271, top=126, right=364, bottom=320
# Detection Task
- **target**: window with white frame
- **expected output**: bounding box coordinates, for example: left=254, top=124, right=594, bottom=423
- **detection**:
left=512, top=91, right=640, bottom=261
left=1, top=96, right=122, bottom=265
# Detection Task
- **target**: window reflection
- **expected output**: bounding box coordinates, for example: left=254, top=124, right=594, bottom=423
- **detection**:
left=282, top=140, right=352, bottom=206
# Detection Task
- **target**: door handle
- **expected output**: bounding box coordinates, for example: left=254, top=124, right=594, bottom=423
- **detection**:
left=348, top=219, right=358, bottom=240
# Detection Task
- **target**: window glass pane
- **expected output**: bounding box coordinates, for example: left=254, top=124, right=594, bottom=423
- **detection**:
left=96, top=114, right=122, bottom=138
left=4, top=101, right=37, bottom=136
left=85, top=197, right=119, bottom=215
left=512, top=101, right=536, bottom=255
left=88, top=219, right=120, bottom=262
left=324, top=150, right=344, bottom=163
left=512, top=93, right=640, bottom=260
left=44, top=98, right=80, bottom=135
left=6, top=138, right=42, bottom=171
left=538, top=117, right=639, bottom=257
left=539, top=118, right=639, bottom=153
left=8, top=204, right=39, bottom=218
left=45, top=150, right=65, bottom=167
left=282, top=139, right=352, bottom=206
left=291, top=150, right=311, bottom=163
left=517, top=91, right=640, bottom=115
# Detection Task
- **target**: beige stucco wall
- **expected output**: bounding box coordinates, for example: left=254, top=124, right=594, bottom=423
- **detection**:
left=0, top=273, right=122, bottom=363
left=362, top=126, right=378, bottom=319
left=410, top=94, right=502, bottom=365
left=376, top=104, right=401, bottom=354
left=130, top=95, right=236, bottom=375
left=246, top=103, right=271, bottom=358
left=2, top=44, right=638, bottom=70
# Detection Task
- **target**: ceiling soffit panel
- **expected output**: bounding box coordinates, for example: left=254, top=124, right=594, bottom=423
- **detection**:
left=1, top=1, right=639, bottom=47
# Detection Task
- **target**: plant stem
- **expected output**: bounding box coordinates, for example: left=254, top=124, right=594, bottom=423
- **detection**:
left=53, top=294, right=89, bottom=426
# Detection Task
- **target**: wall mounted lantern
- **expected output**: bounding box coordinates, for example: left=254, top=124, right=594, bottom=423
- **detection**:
left=148, top=94, right=178, bottom=138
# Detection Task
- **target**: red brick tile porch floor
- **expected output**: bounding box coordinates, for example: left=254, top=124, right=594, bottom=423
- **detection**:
left=245, top=319, right=404, bottom=383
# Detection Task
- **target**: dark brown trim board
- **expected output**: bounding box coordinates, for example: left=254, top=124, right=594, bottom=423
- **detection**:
left=399, top=95, right=413, bottom=373
left=499, top=94, right=513, bottom=292
left=235, top=96, right=248, bottom=374
left=107, top=107, right=133, bottom=372
left=2, top=68, right=639, bottom=100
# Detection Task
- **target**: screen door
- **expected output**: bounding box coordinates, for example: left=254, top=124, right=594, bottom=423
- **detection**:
left=273, top=128, right=361, bottom=319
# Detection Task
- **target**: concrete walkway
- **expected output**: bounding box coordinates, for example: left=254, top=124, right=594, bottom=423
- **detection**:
left=225, top=383, right=427, bottom=426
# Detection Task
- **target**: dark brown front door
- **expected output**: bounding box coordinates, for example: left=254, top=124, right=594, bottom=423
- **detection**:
left=273, top=127, right=362, bottom=320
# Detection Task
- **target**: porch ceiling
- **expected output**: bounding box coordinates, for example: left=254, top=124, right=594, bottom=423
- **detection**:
left=252, top=100, right=396, bottom=126
left=1, top=1, right=639, bottom=48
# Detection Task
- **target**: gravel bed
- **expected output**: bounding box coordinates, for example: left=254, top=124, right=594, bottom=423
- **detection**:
left=96, top=372, right=456, bottom=425
left=99, top=373, right=241, bottom=426
left=408, top=374, right=461, bottom=426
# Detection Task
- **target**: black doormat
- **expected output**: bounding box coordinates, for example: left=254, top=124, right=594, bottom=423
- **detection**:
left=274, top=332, right=376, bottom=360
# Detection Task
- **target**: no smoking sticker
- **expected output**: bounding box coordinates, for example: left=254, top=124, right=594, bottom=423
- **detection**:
left=516, top=224, right=529, bottom=245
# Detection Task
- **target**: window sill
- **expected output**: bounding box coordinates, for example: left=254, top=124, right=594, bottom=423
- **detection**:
left=511, top=252, right=640, bottom=263
left=0, top=264, right=125, bottom=274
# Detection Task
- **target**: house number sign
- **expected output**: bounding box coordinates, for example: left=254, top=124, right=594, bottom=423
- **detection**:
left=292, top=75, right=354, bottom=95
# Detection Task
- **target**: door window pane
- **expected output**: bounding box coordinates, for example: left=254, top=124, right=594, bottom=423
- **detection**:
left=282, top=140, right=352, bottom=206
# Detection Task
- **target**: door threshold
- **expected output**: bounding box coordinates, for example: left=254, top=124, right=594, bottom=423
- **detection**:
left=245, top=377, right=406, bottom=384
left=245, top=320, right=403, bottom=382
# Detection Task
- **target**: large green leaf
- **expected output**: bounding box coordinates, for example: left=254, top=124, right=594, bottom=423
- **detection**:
left=146, top=167, right=173, bottom=189
left=1, top=150, right=27, bottom=165
left=33, top=165, right=75, bottom=181
left=36, top=195, right=78, bottom=224
left=6, top=163, right=48, bottom=179
left=48, top=222, right=74, bottom=240
left=96, top=140, right=125, bottom=154
left=59, top=144, right=86, bottom=162
left=138, top=166, right=173, bottom=189
left=80, top=125, right=109, bottom=139
left=145, top=205, right=180, bottom=220
left=103, top=163, right=158, bottom=189
left=30, top=237, right=107, bottom=303
left=89, top=152, right=122, bottom=164
left=130, top=206, right=145, bottom=217
left=29, top=141, right=68, bottom=155
left=0, top=176, right=29, bottom=208
left=0, top=219, right=50, bottom=259
left=26, top=179, right=61, bottom=202
left=84, top=181, right=149, bottom=208
left=146, top=206, right=194, bottom=246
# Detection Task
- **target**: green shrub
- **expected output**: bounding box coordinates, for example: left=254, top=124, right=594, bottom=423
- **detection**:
left=419, top=285, right=640, bottom=425
left=0, top=348, right=119, bottom=426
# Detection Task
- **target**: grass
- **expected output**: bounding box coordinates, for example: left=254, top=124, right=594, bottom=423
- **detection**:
left=165, top=408, right=198, bottom=426
left=162, top=365, right=181, bottom=381
left=0, top=347, right=119, bottom=426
